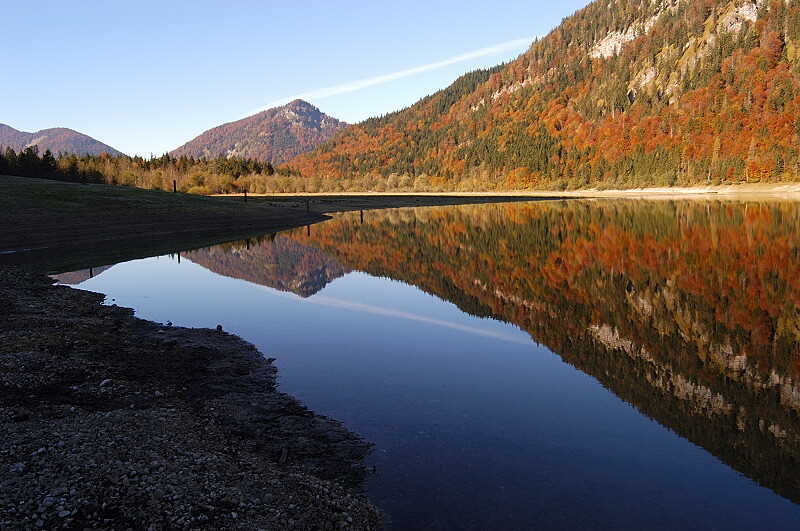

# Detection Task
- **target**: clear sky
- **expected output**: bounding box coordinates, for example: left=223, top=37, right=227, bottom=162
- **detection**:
left=2, top=1, right=588, bottom=156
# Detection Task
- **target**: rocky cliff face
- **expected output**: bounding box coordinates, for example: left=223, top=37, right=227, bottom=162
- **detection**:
left=170, top=100, right=348, bottom=164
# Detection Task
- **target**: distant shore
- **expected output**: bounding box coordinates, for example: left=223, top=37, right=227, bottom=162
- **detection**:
left=215, top=182, right=800, bottom=205
left=536, top=183, right=800, bottom=199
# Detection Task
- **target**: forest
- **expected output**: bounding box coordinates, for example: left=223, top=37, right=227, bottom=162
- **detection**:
left=290, top=0, right=800, bottom=191
left=0, top=146, right=299, bottom=194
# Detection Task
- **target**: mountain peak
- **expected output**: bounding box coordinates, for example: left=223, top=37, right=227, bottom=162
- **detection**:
left=170, top=102, right=348, bottom=164
left=286, top=99, right=314, bottom=109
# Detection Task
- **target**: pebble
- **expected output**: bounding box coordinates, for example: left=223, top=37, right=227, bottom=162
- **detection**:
left=0, top=268, right=382, bottom=530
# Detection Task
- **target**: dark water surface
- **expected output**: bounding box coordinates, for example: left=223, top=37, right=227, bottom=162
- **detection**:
left=56, top=200, right=800, bottom=530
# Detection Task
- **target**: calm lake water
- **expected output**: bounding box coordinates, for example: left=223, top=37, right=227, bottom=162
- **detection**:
left=55, top=200, right=800, bottom=530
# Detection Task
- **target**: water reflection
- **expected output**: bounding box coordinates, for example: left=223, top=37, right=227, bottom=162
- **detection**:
left=185, top=201, right=800, bottom=503
left=59, top=199, right=800, bottom=529
left=51, top=265, right=113, bottom=285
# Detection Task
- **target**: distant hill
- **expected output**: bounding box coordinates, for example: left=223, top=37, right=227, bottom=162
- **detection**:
left=0, top=124, right=122, bottom=156
left=291, top=0, right=800, bottom=189
left=184, top=234, right=349, bottom=298
left=170, top=100, right=348, bottom=165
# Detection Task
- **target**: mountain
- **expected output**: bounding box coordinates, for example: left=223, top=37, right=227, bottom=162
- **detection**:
left=291, top=0, right=800, bottom=189
left=51, top=265, right=113, bottom=285
left=0, top=124, right=122, bottom=156
left=170, top=100, right=348, bottom=164
left=184, top=233, right=349, bottom=297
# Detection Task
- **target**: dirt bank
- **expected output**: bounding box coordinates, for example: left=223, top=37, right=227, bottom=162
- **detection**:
left=0, top=268, right=381, bottom=530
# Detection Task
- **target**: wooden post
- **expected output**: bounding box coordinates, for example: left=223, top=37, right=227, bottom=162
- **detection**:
left=360, top=210, right=364, bottom=224
left=306, top=225, right=310, bottom=236
left=173, top=180, right=177, bottom=193
left=89, top=267, right=94, bottom=278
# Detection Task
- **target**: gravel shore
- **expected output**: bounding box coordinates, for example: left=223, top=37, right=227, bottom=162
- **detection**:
left=0, top=268, right=381, bottom=530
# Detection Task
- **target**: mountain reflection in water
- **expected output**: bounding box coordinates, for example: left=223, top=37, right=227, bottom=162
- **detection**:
left=60, top=199, right=800, bottom=529
left=186, top=200, right=800, bottom=505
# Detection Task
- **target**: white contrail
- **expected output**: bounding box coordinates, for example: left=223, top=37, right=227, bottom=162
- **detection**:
left=251, top=37, right=535, bottom=115
left=259, top=285, right=532, bottom=345
left=307, top=294, right=533, bottom=345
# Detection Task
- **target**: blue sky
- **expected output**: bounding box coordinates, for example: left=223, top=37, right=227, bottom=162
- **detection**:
left=3, top=1, right=587, bottom=156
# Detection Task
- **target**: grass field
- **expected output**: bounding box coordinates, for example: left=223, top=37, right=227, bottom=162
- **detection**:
left=0, top=176, right=327, bottom=271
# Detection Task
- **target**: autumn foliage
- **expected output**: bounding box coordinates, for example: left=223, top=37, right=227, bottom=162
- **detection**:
left=290, top=0, right=800, bottom=191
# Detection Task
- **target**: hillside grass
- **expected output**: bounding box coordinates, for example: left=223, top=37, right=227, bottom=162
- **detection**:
left=0, top=175, right=327, bottom=271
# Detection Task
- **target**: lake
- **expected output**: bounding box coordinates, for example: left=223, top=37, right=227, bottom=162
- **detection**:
left=53, top=199, right=800, bottom=530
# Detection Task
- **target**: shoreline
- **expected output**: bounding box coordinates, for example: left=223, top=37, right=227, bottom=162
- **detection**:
left=215, top=182, right=800, bottom=202
left=0, top=175, right=329, bottom=272
left=0, top=268, right=381, bottom=529
left=0, top=175, right=328, bottom=257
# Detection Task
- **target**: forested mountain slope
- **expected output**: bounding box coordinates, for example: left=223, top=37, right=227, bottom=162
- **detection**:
left=170, top=100, right=347, bottom=165
left=291, top=0, right=800, bottom=190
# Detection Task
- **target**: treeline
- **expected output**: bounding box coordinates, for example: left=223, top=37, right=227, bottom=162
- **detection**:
left=0, top=146, right=104, bottom=183
left=0, top=146, right=302, bottom=194
left=0, top=145, right=512, bottom=193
